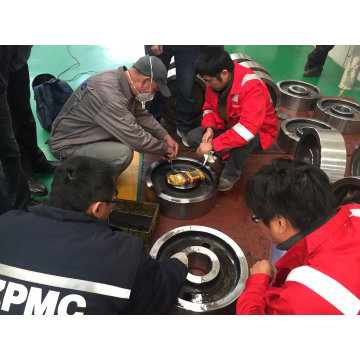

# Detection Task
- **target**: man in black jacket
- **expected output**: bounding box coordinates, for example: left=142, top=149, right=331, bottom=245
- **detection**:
left=0, top=156, right=188, bottom=315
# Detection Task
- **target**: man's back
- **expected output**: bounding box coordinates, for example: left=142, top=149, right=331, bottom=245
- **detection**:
left=0, top=204, right=187, bottom=315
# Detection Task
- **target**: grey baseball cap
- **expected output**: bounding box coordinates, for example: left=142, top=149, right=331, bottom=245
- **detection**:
left=133, top=55, right=171, bottom=97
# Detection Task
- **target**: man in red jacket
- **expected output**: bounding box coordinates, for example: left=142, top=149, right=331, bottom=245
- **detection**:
left=186, top=47, right=277, bottom=191
left=236, top=158, right=360, bottom=315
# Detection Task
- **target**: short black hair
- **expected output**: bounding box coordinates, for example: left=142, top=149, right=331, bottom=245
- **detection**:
left=246, top=158, right=336, bottom=232
left=195, top=47, right=234, bottom=78
left=46, top=156, right=115, bottom=212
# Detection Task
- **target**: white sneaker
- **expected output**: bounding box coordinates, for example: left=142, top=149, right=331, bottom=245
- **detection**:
left=176, top=129, right=190, bottom=147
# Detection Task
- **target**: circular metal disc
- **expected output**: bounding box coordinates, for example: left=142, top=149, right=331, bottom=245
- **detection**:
left=351, top=140, right=360, bottom=177
left=150, top=225, right=249, bottom=314
left=230, top=53, right=253, bottom=62
left=277, top=117, right=337, bottom=155
left=332, top=176, right=360, bottom=206
left=277, top=80, right=323, bottom=111
left=145, top=157, right=218, bottom=219
left=294, top=127, right=347, bottom=184
left=314, top=98, right=360, bottom=134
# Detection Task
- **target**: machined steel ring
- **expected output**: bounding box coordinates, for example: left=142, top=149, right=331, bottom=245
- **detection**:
left=332, top=177, right=360, bottom=206
left=145, top=157, right=218, bottom=220
left=277, top=80, right=323, bottom=111
left=150, top=225, right=249, bottom=314
left=230, top=53, right=253, bottom=63
left=351, top=140, right=360, bottom=176
left=314, top=97, right=360, bottom=134
left=294, top=127, right=347, bottom=184
left=277, top=117, right=337, bottom=155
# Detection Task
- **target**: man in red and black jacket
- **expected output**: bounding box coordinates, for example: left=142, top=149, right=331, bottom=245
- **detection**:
left=186, top=47, right=277, bottom=191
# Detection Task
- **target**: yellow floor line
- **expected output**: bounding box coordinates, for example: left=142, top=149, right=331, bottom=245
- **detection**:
left=115, top=151, right=140, bottom=201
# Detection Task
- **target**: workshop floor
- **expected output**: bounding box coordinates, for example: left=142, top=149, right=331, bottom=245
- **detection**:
left=28, top=45, right=360, bottom=270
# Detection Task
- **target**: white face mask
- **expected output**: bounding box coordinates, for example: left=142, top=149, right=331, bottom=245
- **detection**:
left=128, top=57, right=154, bottom=103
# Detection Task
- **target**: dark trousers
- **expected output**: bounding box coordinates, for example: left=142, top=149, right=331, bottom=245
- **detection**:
left=0, top=91, right=30, bottom=214
left=145, top=45, right=201, bottom=133
left=7, top=63, right=49, bottom=177
left=186, top=126, right=261, bottom=181
left=307, top=45, right=335, bottom=68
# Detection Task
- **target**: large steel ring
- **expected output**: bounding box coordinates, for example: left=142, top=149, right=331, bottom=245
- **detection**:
left=332, top=177, right=360, bottom=206
left=277, top=117, right=337, bottom=155
left=162, top=67, right=206, bottom=128
left=145, top=157, right=218, bottom=219
left=351, top=140, right=360, bottom=176
left=230, top=53, right=253, bottom=63
left=150, top=225, right=249, bottom=314
left=277, top=80, right=323, bottom=111
left=294, top=127, right=347, bottom=184
left=314, top=97, right=360, bottom=134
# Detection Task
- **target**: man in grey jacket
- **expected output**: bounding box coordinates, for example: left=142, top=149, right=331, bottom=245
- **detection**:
left=47, top=55, right=179, bottom=178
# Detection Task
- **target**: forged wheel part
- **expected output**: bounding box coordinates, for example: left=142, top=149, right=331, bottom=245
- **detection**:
left=162, top=67, right=206, bottom=128
left=277, top=80, right=323, bottom=111
left=238, top=60, right=271, bottom=76
left=277, top=112, right=291, bottom=120
left=277, top=117, right=337, bottom=155
left=332, top=177, right=360, bottom=206
left=257, top=70, right=281, bottom=112
left=230, top=53, right=253, bottom=63
left=314, top=97, right=360, bottom=134
left=294, top=127, right=347, bottom=184
left=145, top=157, right=218, bottom=219
left=351, top=141, right=360, bottom=176
left=150, top=225, right=249, bottom=313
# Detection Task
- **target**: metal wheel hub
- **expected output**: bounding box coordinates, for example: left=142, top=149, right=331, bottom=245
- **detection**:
left=314, top=98, right=360, bottom=134
left=150, top=225, right=248, bottom=314
left=351, top=140, right=360, bottom=177
left=145, top=157, right=218, bottom=219
left=332, top=177, right=360, bottom=206
left=277, top=79, right=322, bottom=111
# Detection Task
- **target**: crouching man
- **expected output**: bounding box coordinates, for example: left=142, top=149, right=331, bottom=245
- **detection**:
left=237, top=158, right=360, bottom=315
left=0, top=156, right=188, bottom=315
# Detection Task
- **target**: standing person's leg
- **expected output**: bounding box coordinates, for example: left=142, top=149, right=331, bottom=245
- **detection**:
left=0, top=91, right=30, bottom=214
left=304, top=45, right=334, bottom=77
left=174, top=45, right=202, bottom=145
left=219, top=135, right=261, bottom=191
left=145, top=46, right=174, bottom=121
left=70, top=141, right=134, bottom=179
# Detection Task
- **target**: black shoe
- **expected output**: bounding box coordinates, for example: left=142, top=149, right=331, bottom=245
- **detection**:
left=303, top=66, right=323, bottom=77
left=27, top=176, right=48, bottom=196
left=33, top=160, right=61, bottom=174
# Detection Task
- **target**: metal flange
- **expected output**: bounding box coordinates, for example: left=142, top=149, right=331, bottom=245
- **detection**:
left=162, top=67, right=206, bottom=127
left=145, top=157, right=218, bottom=220
left=150, top=225, right=249, bottom=314
left=277, top=117, right=337, bottom=155
left=294, top=127, right=347, bottom=184
left=332, top=177, right=360, bottom=206
left=277, top=80, right=323, bottom=111
left=351, top=140, right=360, bottom=176
left=314, top=97, right=360, bottom=134
left=230, top=53, right=253, bottom=63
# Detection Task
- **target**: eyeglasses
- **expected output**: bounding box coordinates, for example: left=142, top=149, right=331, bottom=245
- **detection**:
left=251, top=214, right=261, bottom=224
left=99, top=189, right=120, bottom=205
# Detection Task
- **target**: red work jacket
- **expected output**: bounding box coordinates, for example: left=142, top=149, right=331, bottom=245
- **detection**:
left=236, top=204, right=360, bottom=315
left=202, top=61, right=277, bottom=157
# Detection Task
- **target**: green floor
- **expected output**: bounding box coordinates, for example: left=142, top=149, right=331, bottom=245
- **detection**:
left=28, top=45, right=360, bottom=199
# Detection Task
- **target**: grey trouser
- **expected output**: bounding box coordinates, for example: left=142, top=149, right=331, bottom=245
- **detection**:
left=186, top=126, right=261, bottom=181
left=70, top=141, right=134, bottom=178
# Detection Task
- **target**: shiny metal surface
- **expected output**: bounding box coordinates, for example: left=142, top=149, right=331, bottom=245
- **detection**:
left=277, top=80, right=323, bottom=111
left=150, top=225, right=249, bottom=314
left=314, top=98, right=360, bottom=134
left=277, top=117, right=337, bottom=155
left=163, top=67, right=206, bottom=127
left=294, top=127, right=347, bottom=184
left=332, top=177, right=360, bottom=206
left=230, top=53, right=253, bottom=62
left=238, top=60, right=271, bottom=76
left=351, top=140, right=360, bottom=176
left=145, top=157, right=218, bottom=219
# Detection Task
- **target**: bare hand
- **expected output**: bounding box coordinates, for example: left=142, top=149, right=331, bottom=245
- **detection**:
left=202, top=128, right=214, bottom=143
left=150, top=45, right=163, bottom=55
left=250, top=260, right=274, bottom=278
left=164, top=134, right=179, bottom=159
left=196, top=142, right=213, bottom=157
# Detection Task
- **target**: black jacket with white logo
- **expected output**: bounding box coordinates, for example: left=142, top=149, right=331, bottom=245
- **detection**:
left=0, top=204, right=187, bottom=315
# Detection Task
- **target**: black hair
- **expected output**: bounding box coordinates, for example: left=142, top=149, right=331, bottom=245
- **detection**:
left=46, top=156, right=115, bottom=212
left=246, top=158, right=336, bottom=232
left=195, top=47, right=234, bottom=79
